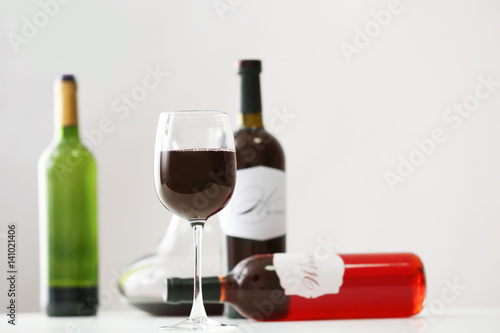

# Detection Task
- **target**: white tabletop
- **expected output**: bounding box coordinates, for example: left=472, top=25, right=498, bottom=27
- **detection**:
left=2, top=308, right=500, bottom=333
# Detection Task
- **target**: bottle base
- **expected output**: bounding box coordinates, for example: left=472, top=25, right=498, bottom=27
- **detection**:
left=45, top=286, right=98, bottom=316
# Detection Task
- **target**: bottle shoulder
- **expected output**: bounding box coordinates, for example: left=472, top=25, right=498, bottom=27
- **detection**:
left=39, top=140, right=96, bottom=170
left=235, top=127, right=282, bottom=145
left=232, top=255, right=277, bottom=283
left=234, top=128, right=285, bottom=170
left=225, top=254, right=290, bottom=320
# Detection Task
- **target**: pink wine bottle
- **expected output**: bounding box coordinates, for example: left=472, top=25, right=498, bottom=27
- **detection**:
left=165, top=252, right=426, bottom=321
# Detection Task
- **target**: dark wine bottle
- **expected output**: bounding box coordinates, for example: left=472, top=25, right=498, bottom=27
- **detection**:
left=38, top=75, right=99, bottom=316
left=165, top=253, right=426, bottom=321
left=219, top=60, right=286, bottom=318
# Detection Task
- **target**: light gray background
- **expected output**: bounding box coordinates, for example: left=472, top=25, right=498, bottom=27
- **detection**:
left=1, top=0, right=499, bottom=312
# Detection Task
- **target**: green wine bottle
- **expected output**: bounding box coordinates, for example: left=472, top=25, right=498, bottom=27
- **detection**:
left=38, top=75, right=98, bottom=316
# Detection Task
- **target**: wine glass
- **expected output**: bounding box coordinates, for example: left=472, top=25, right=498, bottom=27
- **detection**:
left=154, top=111, right=238, bottom=332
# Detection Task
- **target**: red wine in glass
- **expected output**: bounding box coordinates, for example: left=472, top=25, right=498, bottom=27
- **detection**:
left=157, top=148, right=236, bottom=220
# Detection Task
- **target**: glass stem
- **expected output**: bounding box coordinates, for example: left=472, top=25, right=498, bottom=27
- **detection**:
left=189, top=222, right=208, bottom=320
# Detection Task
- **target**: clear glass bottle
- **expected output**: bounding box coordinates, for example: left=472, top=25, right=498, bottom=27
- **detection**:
left=118, top=214, right=223, bottom=315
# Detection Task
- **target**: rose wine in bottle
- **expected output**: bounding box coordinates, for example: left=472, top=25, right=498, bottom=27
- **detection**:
left=165, top=253, right=426, bottom=321
left=219, top=60, right=286, bottom=318
left=38, top=75, right=98, bottom=316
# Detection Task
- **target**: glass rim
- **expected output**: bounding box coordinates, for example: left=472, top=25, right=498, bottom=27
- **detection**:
left=159, top=110, right=229, bottom=118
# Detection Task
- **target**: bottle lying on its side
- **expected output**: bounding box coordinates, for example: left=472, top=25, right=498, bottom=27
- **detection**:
left=164, top=252, right=426, bottom=321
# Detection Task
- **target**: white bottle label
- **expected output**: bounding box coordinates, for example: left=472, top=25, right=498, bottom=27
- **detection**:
left=219, top=166, right=286, bottom=241
left=273, top=253, right=345, bottom=299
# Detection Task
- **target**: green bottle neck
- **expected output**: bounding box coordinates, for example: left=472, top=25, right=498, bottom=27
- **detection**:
left=56, top=125, right=80, bottom=143
left=166, top=277, right=223, bottom=303
left=54, top=77, right=80, bottom=143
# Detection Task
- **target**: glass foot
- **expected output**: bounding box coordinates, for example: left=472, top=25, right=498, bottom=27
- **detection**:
left=159, top=317, right=238, bottom=332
